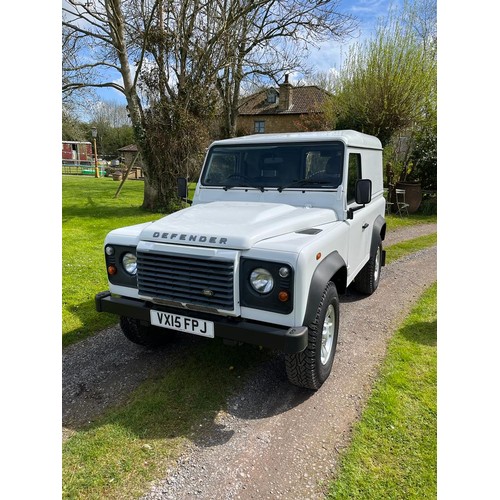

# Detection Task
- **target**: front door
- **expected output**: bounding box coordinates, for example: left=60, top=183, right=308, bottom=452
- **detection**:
left=345, top=152, right=371, bottom=281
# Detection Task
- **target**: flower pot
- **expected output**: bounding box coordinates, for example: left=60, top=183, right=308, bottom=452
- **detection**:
left=112, top=172, right=123, bottom=181
left=395, top=181, right=422, bottom=213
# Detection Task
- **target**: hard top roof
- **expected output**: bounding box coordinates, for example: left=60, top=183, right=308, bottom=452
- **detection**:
left=211, top=130, right=382, bottom=150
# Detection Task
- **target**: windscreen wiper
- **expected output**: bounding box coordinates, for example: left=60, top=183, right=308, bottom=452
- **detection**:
left=277, top=179, right=332, bottom=192
left=223, top=183, right=265, bottom=192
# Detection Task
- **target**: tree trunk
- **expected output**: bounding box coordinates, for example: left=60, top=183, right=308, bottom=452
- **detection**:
left=141, top=173, right=160, bottom=211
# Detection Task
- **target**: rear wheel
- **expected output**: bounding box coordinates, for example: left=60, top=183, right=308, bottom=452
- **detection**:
left=285, top=282, right=339, bottom=390
left=120, top=316, right=171, bottom=347
left=355, top=239, right=382, bottom=295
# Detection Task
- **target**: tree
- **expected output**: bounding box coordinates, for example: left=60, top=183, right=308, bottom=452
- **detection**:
left=62, top=103, right=134, bottom=156
left=62, top=109, right=88, bottom=141
left=63, top=0, right=356, bottom=211
left=409, top=106, right=437, bottom=190
left=408, top=0, right=437, bottom=54
left=89, top=100, right=132, bottom=128
left=86, top=100, right=134, bottom=156
left=62, top=24, right=99, bottom=115
left=300, top=69, right=339, bottom=93
left=331, top=1, right=437, bottom=147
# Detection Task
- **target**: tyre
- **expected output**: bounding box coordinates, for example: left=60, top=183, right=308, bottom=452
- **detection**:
left=354, top=239, right=382, bottom=295
left=285, top=282, right=339, bottom=390
left=120, top=316, right=171, bottom=347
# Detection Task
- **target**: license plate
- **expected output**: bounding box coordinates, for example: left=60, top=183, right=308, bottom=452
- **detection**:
left=150, top=310, right=214, bottom=338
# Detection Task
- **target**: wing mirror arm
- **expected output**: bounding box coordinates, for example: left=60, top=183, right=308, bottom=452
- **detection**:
left=347, top=205, right=364, bottom=219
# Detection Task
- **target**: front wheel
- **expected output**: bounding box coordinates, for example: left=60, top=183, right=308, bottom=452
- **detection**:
left=285, top=282, right=339, bottom=390
left=120, top=316, right=171, bottom=347
left=354, top=239, right=382, bottom=295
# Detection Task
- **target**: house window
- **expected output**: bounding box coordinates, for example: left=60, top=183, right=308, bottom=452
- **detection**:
left=254, top=120, right=266, bottom=134
left=267, top=90, right=277, bottom=104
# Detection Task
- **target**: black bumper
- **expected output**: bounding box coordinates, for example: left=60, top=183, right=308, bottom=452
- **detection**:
left=95, top=291, right=308, bottom=354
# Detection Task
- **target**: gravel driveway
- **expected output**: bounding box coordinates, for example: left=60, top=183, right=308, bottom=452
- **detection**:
left=63, top=224, right=437, bottom=497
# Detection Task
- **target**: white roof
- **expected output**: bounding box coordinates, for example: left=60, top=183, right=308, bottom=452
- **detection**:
left=211, top=130, right=382, bottom=150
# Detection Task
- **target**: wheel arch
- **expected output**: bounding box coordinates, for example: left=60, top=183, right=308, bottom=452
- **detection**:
left=372, top=215, right=386, bottom=249
left=303, top=251, right=347, bottom=326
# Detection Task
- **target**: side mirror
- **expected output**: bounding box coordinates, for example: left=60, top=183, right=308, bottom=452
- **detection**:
left=355, top=179, right=372, bottom=205
left=347, top=179, right=372, bottom=219
left=177, top=177, right=192, bottom=204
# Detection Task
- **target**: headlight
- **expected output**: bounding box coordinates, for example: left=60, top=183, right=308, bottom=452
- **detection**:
left=250, top=268, right=274, bottom=294
left=122, top=252, right=137, bottom=275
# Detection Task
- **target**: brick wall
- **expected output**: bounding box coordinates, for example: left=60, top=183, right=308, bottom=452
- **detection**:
left=237, top=113, right=327, bottom=135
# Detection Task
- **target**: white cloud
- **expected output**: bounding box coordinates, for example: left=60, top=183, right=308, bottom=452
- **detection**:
left=292, top=0, right=405, bottom=79
left=349, top=0, right=386, bottom=14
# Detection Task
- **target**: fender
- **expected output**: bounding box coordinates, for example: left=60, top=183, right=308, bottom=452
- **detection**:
left=371, top=215, right=387, bottom=266
left=303, top=251, right=347, bottom=326
left=372, top=214, right=386, bottom=241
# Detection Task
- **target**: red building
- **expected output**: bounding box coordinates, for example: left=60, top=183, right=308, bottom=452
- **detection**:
left=62, top=141, right=93, bottom=166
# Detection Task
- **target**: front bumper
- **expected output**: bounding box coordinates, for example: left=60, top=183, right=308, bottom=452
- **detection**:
left=95, top=291, right=308, bottom=354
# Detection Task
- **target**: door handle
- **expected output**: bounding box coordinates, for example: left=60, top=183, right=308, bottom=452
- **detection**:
left=362, top=223, right=369, bottom=229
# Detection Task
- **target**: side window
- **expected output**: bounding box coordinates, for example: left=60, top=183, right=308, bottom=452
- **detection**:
left=347, top=153, right=362, bottom=204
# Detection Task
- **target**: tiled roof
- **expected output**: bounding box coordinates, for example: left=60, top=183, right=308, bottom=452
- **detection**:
left=117, top=144, right=139, bottom=152
left=238, top=85, right=330, bottom=116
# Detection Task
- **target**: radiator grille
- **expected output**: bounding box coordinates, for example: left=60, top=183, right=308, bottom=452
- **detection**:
left=137, top=251, right=234, bottom=310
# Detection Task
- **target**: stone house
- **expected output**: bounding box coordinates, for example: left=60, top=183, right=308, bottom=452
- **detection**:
left=236, top=75, right=332, bottom=135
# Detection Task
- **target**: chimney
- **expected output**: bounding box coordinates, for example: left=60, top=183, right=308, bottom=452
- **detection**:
left=279, top=74, right=293, bottom=111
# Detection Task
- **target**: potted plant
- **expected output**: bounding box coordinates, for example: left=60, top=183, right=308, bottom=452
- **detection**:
left=112, top=170, right=123, bottom=181
left=395, top=161, right=422, bottom=213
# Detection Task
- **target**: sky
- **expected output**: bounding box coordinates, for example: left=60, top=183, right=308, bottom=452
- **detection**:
left=306, top=0, right=399, bottom=75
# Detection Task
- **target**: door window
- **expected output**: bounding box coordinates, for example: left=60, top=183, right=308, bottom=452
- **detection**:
left=347, top=153, right=362, bottom=204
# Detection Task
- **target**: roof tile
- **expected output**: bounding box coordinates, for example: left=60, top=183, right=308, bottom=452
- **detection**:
left=238, top=85, right=330, bottom=115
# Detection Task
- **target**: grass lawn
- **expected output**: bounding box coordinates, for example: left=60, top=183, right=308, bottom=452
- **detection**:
left=385, top=233, right=437, bottom=265
left=62, top=176, right=165, bottom=346
left=385, top=213, right=436, bottom=230
left=327, top=283, right=437, bottom=499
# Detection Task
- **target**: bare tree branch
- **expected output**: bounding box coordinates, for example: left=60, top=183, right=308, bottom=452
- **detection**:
left=62, top=0, right=357, bottom=209
left=63, top=81, right=125, bottom=93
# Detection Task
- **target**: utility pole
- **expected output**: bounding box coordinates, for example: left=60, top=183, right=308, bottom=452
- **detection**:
left=91, top=127, right=99, bottom=178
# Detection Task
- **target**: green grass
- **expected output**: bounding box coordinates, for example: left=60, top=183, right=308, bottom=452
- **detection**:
left=327, top=283, right=437, bottom=500
left=62, top=339, right=269, bottom=500
left=62, top=176, right=165, bottom=346
left=385, top=233, right=437, bottom=264
left=385, top=213, right=436, bottom=230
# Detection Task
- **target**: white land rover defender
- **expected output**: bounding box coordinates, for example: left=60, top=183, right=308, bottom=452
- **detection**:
left=95, top=130, right=386, bottom=390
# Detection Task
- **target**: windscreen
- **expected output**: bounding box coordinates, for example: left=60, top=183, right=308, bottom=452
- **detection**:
left=201, top=142, right=344, bottom=190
